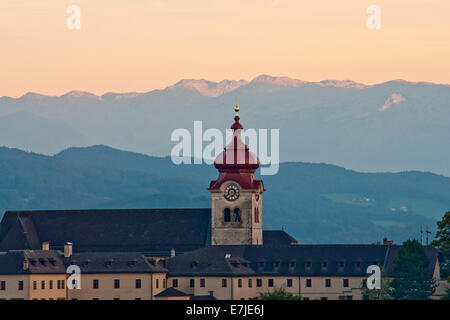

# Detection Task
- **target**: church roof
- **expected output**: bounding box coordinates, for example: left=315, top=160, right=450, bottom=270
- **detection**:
left=0, top=209, right=212, bottom=254
left=0, top=209, right=298, bottom=254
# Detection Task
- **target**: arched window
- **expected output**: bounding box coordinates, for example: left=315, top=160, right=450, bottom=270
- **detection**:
left=224, top=208, right=231, bottom=222
left=234, top=208, right=241, bottom=222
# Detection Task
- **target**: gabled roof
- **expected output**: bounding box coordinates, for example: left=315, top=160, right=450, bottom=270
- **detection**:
left=155, top=287, right=190, bottom=297
left=0, top=250, right=66, bottom=274
left=0, top=209, right=211, bottom=253
left=167, top=244, right=440, bottom=277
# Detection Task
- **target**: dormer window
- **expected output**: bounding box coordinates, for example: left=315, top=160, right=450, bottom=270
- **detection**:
left=322, top=261, right=328, bottom=268
left=338, top=261, right=345, bottom=268
left=305, top=261, right=312, bottom=268
left=274, top=261, right=280, bottom=268
left=289, top=260, right=296, bottom=268
left=355, top=261, right=362, bottom=269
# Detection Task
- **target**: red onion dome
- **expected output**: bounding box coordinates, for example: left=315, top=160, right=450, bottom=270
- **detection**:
left=214, top=115, right=259, bottom=171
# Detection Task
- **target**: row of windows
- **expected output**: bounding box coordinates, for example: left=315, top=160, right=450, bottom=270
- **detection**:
left=1, top=277, right=351, bottom=292
left=305, top=278, right=349, bottom=288
left=172, top=278, right=292, bottom=289
left=223, top=208, right=261, bottom=223
left=0, top=280, right=65, bottom=291
left=169, top=278, right=350, bottom=289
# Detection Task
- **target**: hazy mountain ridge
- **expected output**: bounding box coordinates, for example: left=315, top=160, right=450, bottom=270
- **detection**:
left=0, top=145, right=449, bottom=244
left=0, top=75, right=449, bottom=175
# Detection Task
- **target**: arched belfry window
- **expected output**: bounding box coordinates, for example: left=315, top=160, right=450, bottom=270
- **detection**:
left=224, top=208, right=231, bottom=222
left=234, top=208, right=241, bottom=222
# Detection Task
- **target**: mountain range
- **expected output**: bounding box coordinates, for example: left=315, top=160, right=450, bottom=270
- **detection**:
left=0, top=145, right=449, bottom=244
left=0, top=74, right=449, bottom=177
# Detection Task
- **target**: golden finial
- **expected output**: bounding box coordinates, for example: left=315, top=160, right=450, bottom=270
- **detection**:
left=234, top=96, right=239, bottom=116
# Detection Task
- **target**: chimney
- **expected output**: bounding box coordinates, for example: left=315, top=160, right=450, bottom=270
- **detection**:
left=170, top=248, right=176, bottom=257
left=23, top=259, right=29, bottom=271
left=383, top=238, right=394, bottom=245
left=42, top=241, right=50, bottom=251
left=64, top=242, right=73, bottom=258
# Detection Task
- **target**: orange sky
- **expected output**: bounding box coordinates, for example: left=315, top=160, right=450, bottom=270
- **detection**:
left=1, top=0, right=449, bottom=97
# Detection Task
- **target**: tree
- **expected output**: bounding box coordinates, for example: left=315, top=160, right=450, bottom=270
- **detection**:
left=390, top=239, right=437, bottom=300
left=259, top=289, right=302, bottom=300
left=431, top=211, right=450, bottom=279
left=362, top=270, right=393, bottom=300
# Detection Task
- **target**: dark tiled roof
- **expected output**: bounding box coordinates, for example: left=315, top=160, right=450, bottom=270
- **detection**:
left=155, top=287, right=190, bottom=297
left=65, top=252, right=167, bottom=274
left=0, top=250, right=66, bottom=274
left=0, top=209, right=211, bottom=253
left=263, top=230, right=298, bottom=246
left=167, top=244, right=440, bottom=277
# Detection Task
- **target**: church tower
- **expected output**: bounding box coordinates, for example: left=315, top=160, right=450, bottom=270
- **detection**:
left=209, top=99, right=265, bottom=245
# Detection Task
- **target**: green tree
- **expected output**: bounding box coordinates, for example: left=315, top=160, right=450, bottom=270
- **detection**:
left=431, top=211, right=450, bottom=279
left=362, top=270, right=393, bottom=300
left=390, top=239, right=437, bottom=300
left=259, top=289, right=302, bottom=300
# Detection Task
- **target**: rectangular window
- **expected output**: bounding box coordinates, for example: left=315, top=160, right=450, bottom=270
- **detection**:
left=238, top=279, right=242, bottom=288
left=287, top=279, right=293, bottom=287
left=222, top=279, right=227, bottom=288
left=61, top=280, right=65, bottom=289
left=173, top=279, right=178, bottom=288
left=57, top=280, right=61, bottom=289
left=325, top=279, right=331, bottom=287
left=190, top=279, right=195, bottom=288
left=0, top=281, right=5, bottom=290
left=49, top=280, right=53, bottom=290
left=93, top=279, right=99, bottom=289
left=41, top=280, right=45, bottom=290
left=248, top=279, right=252, bottom=288
left=18, top=281, right=24, bottom=291
left=256, top=279, right=262, bottom=287
left=306, top=279, right=312, bottom=287
left=268, top=279, right=274, bottom=287
left=156, top=279, right=159, bottom=289
left=114, top=279, right=120, bottom=289
left=343, top=279, right=349, bottom=288
left=136, top=279, right=142, bottom=289
left=163, top=279, right=167, bottom=288
left=200, top=279, right=205, bottom=288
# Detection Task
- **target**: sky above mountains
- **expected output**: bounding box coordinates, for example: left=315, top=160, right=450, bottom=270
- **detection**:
left=1, top=0, right=449, bottom=97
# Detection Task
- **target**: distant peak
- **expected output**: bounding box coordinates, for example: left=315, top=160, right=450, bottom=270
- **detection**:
left=251, top=74, right=306, bottom=87
left=61, top=90, right=100, bottom=99
left=169, top=79, right=248, bottom=97
left=20, top=92, right=52, bottom=99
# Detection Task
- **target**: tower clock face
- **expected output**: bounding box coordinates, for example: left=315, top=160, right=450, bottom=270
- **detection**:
left=224, top=184, right=240, bottom=201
